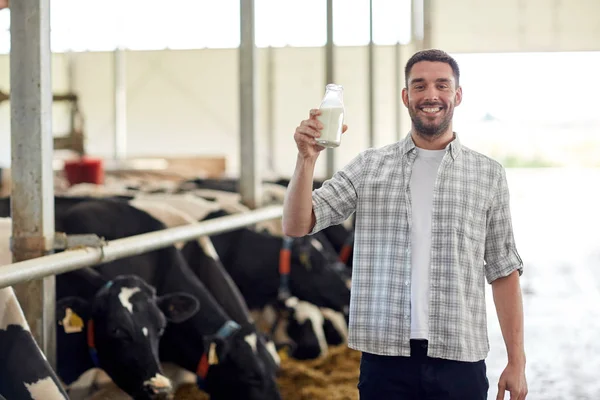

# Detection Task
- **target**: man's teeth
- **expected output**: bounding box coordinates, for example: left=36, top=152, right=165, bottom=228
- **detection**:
left=422, top=107, right=441, bottom=113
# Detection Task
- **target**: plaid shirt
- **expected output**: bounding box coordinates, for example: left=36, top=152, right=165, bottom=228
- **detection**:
left=310, top=133, right=523, bottom=362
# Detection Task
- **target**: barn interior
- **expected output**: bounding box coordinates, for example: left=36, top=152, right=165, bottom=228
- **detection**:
left=0, top=0, right=599, bottom=399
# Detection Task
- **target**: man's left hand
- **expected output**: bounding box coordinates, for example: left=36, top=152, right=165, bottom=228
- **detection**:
left=496, top=362, right=527, bottom=400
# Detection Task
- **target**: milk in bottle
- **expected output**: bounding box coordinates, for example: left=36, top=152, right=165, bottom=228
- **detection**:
left=316, top=84, right=345, bottom=148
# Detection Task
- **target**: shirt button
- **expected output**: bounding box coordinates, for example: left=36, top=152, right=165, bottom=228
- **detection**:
left=404, top=315, right=409, bottom=319
left=405, top=280, right=410, bottom=286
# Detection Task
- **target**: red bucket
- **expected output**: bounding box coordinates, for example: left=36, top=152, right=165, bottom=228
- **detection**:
left=63, top=157, right=104, bottom=186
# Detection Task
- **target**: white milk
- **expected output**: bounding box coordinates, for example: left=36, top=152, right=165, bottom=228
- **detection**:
left=316, top=106, right=345, bottom=148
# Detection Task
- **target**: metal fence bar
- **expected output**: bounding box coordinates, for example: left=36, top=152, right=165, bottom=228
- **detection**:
left=0, top=205, right=283, bottom=289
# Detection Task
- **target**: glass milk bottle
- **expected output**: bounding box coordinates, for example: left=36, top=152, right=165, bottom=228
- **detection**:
left=316, top=84, right=345, bottom=148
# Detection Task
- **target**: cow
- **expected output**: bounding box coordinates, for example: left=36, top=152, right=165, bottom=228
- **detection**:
left=0, top=218, right=68, bottom=400
left=0, top=287, right=69, bottom=400
left=1, top=216, right=200, bottom=399
left=177, top=208, right=351, bottom=361
left=57, top=198, right=282, bottom=400
left=56, top=268, right=199, bottom=399
left=129, top=198, right=281, bottom=372
left=198, top=209, right=351, bottom=315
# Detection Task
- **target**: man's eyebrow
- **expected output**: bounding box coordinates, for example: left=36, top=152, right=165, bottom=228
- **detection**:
left=409, top=77, right=452, bottom=85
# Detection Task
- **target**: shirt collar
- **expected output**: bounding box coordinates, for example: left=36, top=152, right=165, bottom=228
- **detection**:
left=399, top=132, right=463, bottom=160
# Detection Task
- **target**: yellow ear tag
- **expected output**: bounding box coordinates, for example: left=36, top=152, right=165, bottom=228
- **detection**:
left=208, top=342, right=219, bottom=365
left=61, top=307, right=84, bottom=334
left=299, top=252, right=312, bottom=270
left=277, top=347, right=289, bottom=362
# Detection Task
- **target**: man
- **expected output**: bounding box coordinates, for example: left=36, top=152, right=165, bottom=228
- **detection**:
left=282, top=49, right=528, bottom=400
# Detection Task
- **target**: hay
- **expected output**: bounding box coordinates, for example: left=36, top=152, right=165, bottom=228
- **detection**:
left=277, top=345, right=361, bottom=400
left=174, top=383, right=210, bottom=400
left=173, top=345, right=361, bottom=400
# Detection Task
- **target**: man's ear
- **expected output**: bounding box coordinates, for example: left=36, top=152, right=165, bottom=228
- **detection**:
left=455, top=85, right=463, bottom=107
left=402, top=86, right=412, bottom=108
left=157, top=292, right=200, bottom=324
left=57, top=297, right=90, bottom=334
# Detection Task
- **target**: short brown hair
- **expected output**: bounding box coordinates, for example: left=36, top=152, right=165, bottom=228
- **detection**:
left=405, top=49, right=460, bottom=87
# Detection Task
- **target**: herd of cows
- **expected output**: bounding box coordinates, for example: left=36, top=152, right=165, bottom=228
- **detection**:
left=0, top=177, right=356, bottom=400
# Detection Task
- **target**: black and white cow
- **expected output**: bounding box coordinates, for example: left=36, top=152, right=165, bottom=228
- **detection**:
left=198, top=209, right=351, bottom=314
left=57, top=198, right=282, bottom=400
left=129, top=198, right=281, bottom=384
left=178, top=209, right=350, bottom=360
left=0, top=287, right=69, bottom=400
left=0, top=218, right=68, bottom=400
left=57, top=268, right=199, bottom=399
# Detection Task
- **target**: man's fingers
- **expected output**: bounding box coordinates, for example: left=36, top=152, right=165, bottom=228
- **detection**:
left=496, top=382, right=506, bottom=400
left=295, top=130, right=319, bottom=145
left=301, top=119, right=323, bottom=131
left=296, top=125, right=320, bottom=138
left=309, top=109, right=321, bottom=119
left=342, top=124, right=348, bottom=134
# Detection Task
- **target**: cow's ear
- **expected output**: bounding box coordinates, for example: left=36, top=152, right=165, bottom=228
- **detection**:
left=57, top=297, right=90, bottom=334
left=157, top=292, right=200, bottom=324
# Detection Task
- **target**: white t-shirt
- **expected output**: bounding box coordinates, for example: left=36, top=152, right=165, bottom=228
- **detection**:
left=409, top=147, right=445, bottom=339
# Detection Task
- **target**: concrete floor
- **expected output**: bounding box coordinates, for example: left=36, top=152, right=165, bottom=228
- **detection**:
left=485, top=168, right=600, bottom=400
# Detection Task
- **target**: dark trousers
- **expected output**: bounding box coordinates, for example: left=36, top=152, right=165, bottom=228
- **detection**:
left=358, top=340, right=489, bottom=400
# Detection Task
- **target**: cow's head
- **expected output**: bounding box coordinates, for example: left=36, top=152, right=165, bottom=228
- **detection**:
left=160, top=319, right=281, bottom=400
left=269, top=297, right=346, bottom=360
left=289, top=235, right=351, bottom=317
left=57, top=275, right=199, bottom=400
left=201, top=322, right=282, bottom=400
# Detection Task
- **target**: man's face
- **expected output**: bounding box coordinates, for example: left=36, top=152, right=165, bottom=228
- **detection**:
left=402, top=61, right=462, bottom=138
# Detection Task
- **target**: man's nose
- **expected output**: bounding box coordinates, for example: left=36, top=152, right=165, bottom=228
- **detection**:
left=423, top=87, right=440, bottom=102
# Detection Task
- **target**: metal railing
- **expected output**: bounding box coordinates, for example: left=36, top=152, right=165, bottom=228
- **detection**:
left=0, top=205, right=284, bottom=289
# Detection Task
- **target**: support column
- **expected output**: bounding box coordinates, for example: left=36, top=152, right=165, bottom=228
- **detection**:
left=266, top=45, right=275, bottom=174
left=325, top=0, right=335, bottom=179
left=411, top=0, right=432, bottom=50
left=395, top=42, right=403, bottom=142
left=239, top=0, right=261, bottom=208
left=367, top=0, right=375, bottom=148
left=9, top=0, right=56, bottom=368
left=113, top=47, right=127, bottom=161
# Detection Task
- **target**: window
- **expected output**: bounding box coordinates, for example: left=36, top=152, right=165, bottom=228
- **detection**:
left=0, top=0, right=411, bottom=53
left=256, top=0, right=326, bottom=47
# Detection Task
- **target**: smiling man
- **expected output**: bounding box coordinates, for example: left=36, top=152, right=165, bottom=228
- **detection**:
left=283, top=49, right=528, bottom=400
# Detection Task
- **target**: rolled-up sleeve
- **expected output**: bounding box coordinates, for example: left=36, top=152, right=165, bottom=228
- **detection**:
left=484, top=167, right=524, bottom=284
left=310, top=151, right=365, bottom=235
